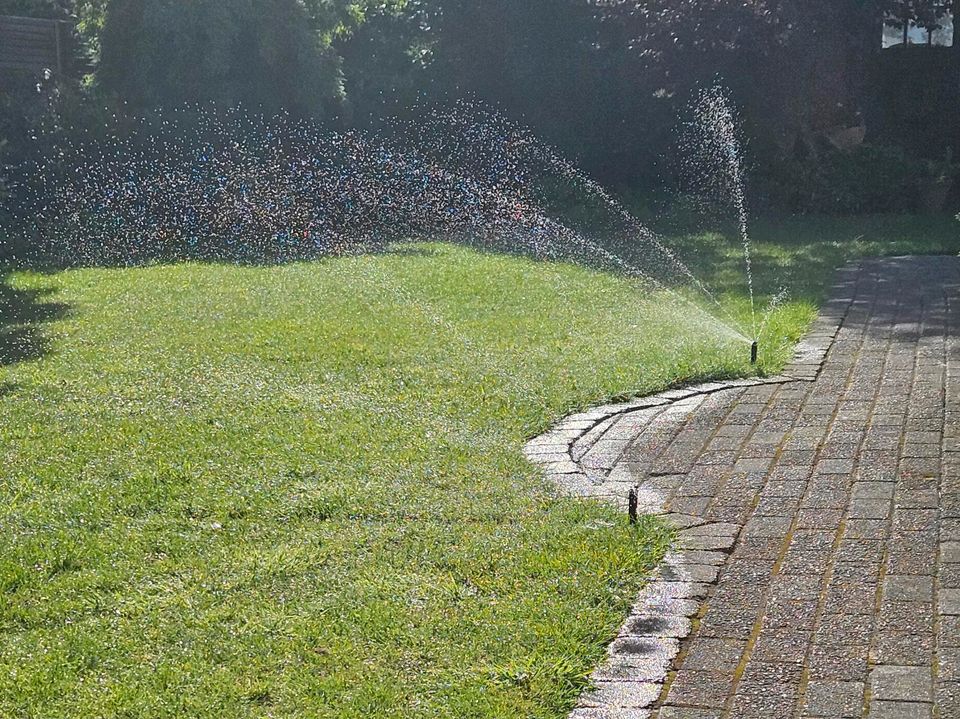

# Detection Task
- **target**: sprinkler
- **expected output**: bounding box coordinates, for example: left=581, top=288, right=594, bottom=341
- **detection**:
left=628, top=488, right=638, bottom=525
left=751, top=341, right=758, bottom=365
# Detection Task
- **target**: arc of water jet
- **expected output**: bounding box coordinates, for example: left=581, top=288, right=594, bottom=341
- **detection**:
left=530, top=211, right=752, bottom=345
left=457, top=175, right=751, bottom=343
left=401, top=134, right=752, bottom=343
left=521, top=141, right=747, bottom=335
left=754, top=286, right=789, bottom=345
left=404, top=104, right=743, bottom=337
left=693, top=86, right=757, bottom=340
left=467, top=177, right=750, bottom=344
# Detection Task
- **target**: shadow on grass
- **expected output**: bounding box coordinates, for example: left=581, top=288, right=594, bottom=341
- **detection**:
left=10, top=212, right=959, bottom=319
left=657, top=213, right=960, bottom=305
left=444, top=212, right=960, bottom=312
left=0, top=272, right=70, bottom=368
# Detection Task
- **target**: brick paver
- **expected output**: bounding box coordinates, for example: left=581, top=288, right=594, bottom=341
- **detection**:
left=526, top=257, right=960, bottom=718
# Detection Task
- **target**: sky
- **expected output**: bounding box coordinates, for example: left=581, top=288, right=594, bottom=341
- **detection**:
left=882, top=12, right=955, bottom=47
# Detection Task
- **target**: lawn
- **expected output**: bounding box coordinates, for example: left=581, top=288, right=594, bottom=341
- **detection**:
left=0, top=213, right=957, bottom=718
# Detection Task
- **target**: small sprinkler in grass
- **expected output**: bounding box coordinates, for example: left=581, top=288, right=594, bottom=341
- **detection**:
left=628, top=488, right=638, bottom=525
left=751, top=340, right=758, bottom=365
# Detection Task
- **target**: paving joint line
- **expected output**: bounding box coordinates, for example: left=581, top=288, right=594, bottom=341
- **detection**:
left=524, top=262, right=861, bottom=718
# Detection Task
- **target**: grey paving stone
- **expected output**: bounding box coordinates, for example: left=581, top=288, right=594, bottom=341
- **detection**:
left=607, top=637, right=680, bottom=667
left=678, top=534, right=737, bottom=551
left=681, top=638, right=746, bottom=672
left=754, top=495, right=802, bottom=516
left=673, top=550, right=727, bottom=566
left=884, top=576, right=934, bottom=603
left=797, top=508, right=845, bottom=530
left=678, top=522, right=740, bottom=537
left=719, top=559, right=777, bottom=588
left=944, top=519, right=960, bottom=542
left=849, top=499, right=892, bottom=519
left=571, top=710, right=652, bottom=719
left=752, top=630, right=809, bottom=664
left=665, top=670, right=732, bottom=709
left=637, top=596, right=701, bottom=619
left=892, top=509, right=937, bottom=533
left=596, top=644, right=678, bottom=683
left=802, top=680, right=865, bottom=717
left=866, top=702, right=932, bottom=719
left=668, top=497, right=712, bottom=517
left=663, top=513, right=708, bottom=529
left=521, top=259, right=960, bottom=718
left=657, top=709, right=721, bottom=719
left=935, top=681, right=960, bottom=716
left=807, top=643, right=870, bottom=681
left=658, top=563, right=720, bottom=584
left=791, top=529, right=837, bottom=550
left=895, top=490, right=940, bottom=509
left=939, top=648, right=960, bottom=682
left=780, top=550, right=831, bottom=576
left=579, top=681, right=661, bottom=709
left=845, top=518, right=888, bottom=539
left=620, top=614, right=691, bottom=639
left=941, top=615, right=960, bottom=647
left=853, top=482, right=896, bottom=500
left=741, top=659, right=804, bottom=686
left=815, top=612, right=874, bottom=646
left=817, top=458, right=856, bottom=474
left=770, top=575, right=823, bottom=602
left=728, top=680, right=798, bottom=719
left=939, top=589, right=960, bottom=615
left=869, top=666, right=933, bottom=703
left=940, top=563, right=960, bottom=588
left=744, top=515, right=793, bottom=538
left=644, top=581, right=711, bottom=601
left=697, top=604, right=761, bottom=640
left=941, top=541, right=960, bottom=563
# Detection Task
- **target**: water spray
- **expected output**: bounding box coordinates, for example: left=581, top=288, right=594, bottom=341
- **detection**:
left=751, top=341, right=758, bottom=365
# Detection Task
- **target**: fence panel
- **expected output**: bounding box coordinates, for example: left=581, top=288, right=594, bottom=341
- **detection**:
left=0, top=15, right=66, bottom=74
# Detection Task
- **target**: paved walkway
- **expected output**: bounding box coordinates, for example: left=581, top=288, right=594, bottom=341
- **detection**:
left=526, top=257, right=960, bottom=719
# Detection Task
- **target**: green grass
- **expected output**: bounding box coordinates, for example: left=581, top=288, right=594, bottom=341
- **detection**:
left=0, top=213, right=957, bottom=718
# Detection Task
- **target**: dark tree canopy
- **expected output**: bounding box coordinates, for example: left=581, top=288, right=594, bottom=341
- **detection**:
left=2, top=0, right=958, bottom=212
left=96, top=0, right=342, bottom=117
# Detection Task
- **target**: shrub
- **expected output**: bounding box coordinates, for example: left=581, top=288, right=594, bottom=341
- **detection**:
left=765, top=144, right=927, bottom=214
left=97, top=0, right=343, bottom=118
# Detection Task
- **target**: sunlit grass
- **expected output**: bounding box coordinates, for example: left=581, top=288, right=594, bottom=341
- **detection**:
left=0, top=213, right=957, bottom=718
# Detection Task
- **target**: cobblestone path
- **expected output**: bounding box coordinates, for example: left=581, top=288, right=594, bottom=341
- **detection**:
left=526, top=257, right=960, bottom=718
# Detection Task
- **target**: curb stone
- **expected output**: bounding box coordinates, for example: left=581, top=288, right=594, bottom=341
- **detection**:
left=524, top=264, right=858, bottom=717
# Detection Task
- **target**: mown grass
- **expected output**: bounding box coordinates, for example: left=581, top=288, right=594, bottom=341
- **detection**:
left=0, top=213, right=957, bottom=718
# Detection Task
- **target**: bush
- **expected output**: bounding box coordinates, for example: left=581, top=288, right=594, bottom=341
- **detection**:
left=97, top=0, right=343, bottom=118
left=765, top=144, right=927, bottom=214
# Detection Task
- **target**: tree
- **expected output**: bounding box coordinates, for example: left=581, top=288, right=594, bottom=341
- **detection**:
left=0, top=0, right=72, bottom=18
left=97, top=0, right=346, bottom=117
left=882, top=0, right=954, bottom=44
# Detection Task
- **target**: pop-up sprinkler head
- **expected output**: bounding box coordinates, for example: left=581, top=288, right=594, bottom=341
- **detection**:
left=751, top=341, right=758, bottom=365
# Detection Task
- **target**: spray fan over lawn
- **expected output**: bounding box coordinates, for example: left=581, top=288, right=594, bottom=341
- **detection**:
left=1, top=88, right=899, bottom=718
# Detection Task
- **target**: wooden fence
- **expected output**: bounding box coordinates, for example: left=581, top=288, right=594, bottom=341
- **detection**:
left=0, top=15, right=69, bottom=75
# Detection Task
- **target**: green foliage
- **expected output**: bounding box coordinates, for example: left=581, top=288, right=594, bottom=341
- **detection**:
left=0, top=0, right=71, bottom=18
left=2, top=0, right=957, bottom=215
left=762, top=145, right=935, bottom=214
left=97, top=0, right=344, bottom=116
left=882, top=0, right=954, bottom=34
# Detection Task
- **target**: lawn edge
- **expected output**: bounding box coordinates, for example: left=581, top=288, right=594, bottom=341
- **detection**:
left=523, top=262, right=860, bottom=718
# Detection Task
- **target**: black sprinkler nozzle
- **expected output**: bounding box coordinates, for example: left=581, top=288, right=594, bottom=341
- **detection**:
left=628, top=488, right=638, bottom=525
left=751, top=341, right=758, bottom=365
